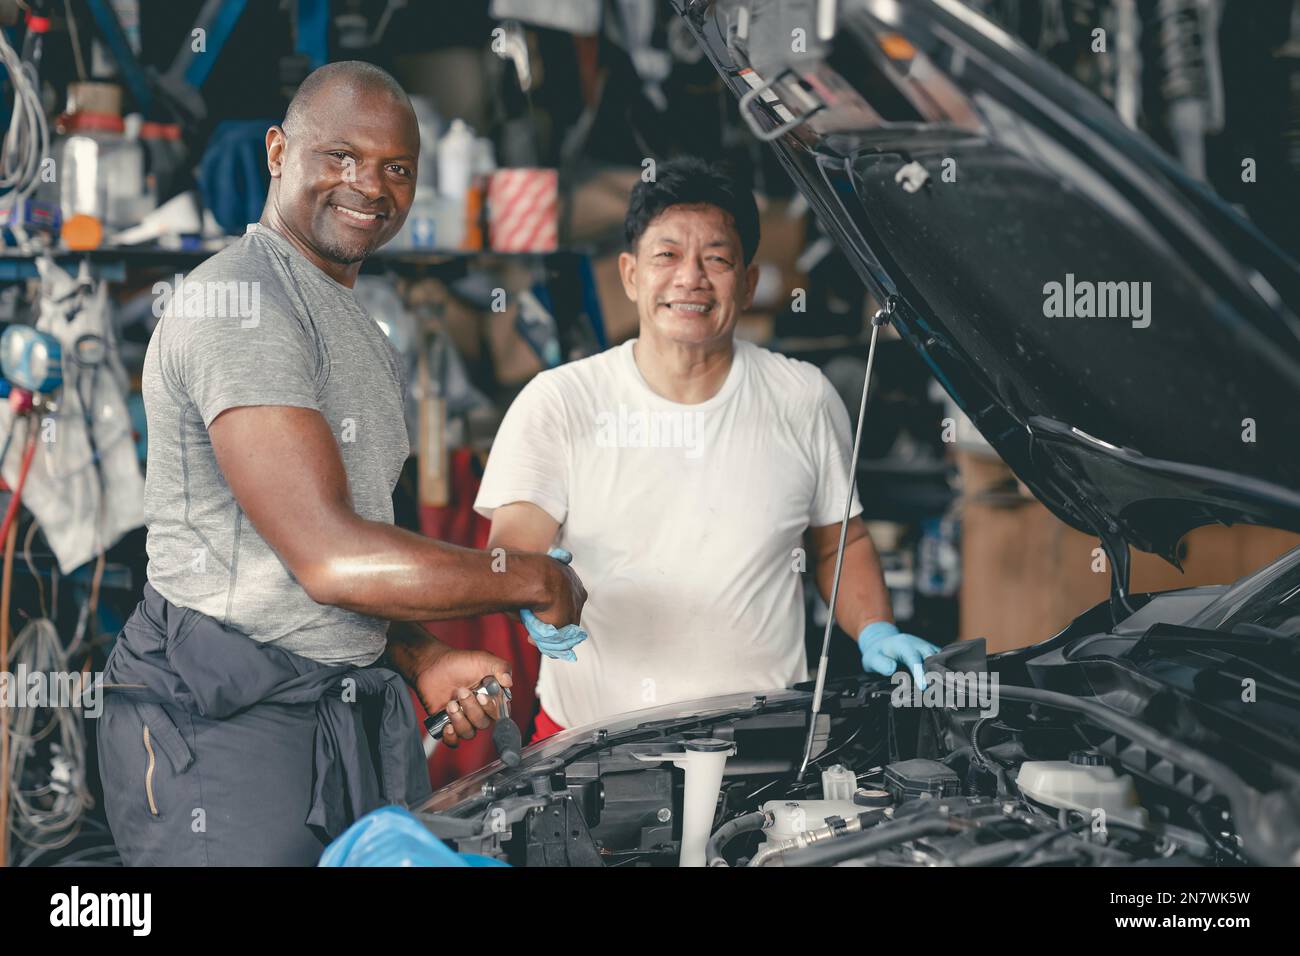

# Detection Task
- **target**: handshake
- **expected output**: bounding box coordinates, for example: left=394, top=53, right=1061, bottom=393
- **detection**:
left=523, top=547, right=589, bottom=662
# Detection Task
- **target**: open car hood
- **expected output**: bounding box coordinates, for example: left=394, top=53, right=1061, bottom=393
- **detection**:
left=673, top=0, right=1300, bottom=565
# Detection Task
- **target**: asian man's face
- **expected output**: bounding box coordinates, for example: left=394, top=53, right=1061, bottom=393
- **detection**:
left=619, top=204, right=758, bottom=349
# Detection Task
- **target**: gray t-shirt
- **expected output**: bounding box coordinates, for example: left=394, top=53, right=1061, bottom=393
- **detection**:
left=141, top=224, right=408, bottom=666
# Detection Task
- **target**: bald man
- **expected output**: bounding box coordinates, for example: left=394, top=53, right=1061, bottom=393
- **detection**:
left=97, top=62, right=586, bottom=865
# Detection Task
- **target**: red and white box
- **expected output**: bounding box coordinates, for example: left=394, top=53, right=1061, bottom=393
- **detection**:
left=488, top=168, right=559, bottom=253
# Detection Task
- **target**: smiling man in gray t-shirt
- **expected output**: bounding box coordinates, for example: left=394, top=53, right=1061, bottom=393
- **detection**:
left=143, top=222, right=410, bottom=667
left=99, top=62, right=587, bottom=866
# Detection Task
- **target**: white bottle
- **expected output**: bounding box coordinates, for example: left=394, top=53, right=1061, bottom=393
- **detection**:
left=436, top=119, right=476, bottom=201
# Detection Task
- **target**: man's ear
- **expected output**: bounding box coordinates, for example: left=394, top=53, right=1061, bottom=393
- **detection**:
left=617, top=250, right=638, bottom=302
left=265, top=126, right=286, bottom=178
left=741, top=261, right=760, bottom=311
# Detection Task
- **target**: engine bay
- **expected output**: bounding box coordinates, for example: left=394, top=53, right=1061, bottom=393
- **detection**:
left=417, top=626, right=1291, bottom=866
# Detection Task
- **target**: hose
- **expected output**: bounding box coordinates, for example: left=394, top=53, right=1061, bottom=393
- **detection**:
left=780, top=817, right=960, bottom=867
left=1, top=415, right=36, bottom=868
left=0, top=425, right=15, bottom=475
left=747, top=807, right=885, bottom=867
left=0, top=24, right=49, bottom=211
left=705, top=810, right=768, bottom=867
left=749, top=836, right=801, bottom=868
left=4, top=617, right=95, bottom=856
left=0, top=416, right=38, bottom=547
left=0, top=496, right=14, bottom=867
left=970, top=716, right=992, bottom=768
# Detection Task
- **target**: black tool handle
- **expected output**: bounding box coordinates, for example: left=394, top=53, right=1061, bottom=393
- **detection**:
left=492, top=718, right=523, bottom=767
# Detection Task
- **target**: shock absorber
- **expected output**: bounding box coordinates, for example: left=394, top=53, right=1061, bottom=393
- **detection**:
left=1113, top=0, right=1143, bottom=129
left=1282, top=0, right=1300, bottom=176
left=1154, top=0, right=1225, bottom=179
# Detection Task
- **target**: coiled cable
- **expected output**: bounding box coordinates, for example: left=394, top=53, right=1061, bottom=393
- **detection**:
left=0, top=21, right=48, bottom=211
left=4, top=615, right=96, bottom=857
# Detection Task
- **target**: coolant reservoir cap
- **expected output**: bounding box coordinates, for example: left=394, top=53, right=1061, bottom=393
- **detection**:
left=684, top=739, right=733, bottom=753
left=1069, top=750, right=1106, bottom=766
left=853, top=788, right=892, bottom=808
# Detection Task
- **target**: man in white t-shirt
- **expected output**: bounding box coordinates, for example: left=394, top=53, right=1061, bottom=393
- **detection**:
left=476, top=157, right=938, bottom=737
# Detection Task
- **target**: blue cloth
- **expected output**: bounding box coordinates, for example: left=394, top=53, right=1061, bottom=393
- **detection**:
left=319, top=805, right=509, bottom=867
left=198, top=120, right=276, bottom=235
left=520, top=547, right=588, bottom=661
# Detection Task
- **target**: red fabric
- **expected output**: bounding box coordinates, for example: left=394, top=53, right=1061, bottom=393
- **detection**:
left=413, top=448, right=542, bottom=790
left=531, top=706, right=565, bottom=743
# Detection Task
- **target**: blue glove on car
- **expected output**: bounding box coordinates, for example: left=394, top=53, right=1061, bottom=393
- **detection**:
left=857, top=621, right=940, bottom=689
left=520, top=547, right=588, bottom=662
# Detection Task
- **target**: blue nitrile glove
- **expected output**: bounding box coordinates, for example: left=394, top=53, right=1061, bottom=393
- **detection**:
left=520, top=547, right=588, bottom=663
left=857, top=621, right=940, bottom=689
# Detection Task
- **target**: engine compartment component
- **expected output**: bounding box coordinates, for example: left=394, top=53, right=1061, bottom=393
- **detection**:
left=761, top=799, right=864, bottom=845
left=417, top=556, right=1300, bottom=870
left=1016, top=757, right=1149, bottom=830
left=820, top=764, right=856, bottom=800
left=884, top=759, right=961, bottom=803
left=631, top=739, right=735, bottom=867
left=417, top=628, right=1292, bottom=866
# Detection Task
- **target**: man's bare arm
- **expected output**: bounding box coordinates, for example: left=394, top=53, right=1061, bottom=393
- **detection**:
left=385, top=619, right=452, bottom=678
left=487, top=501, right=562, bottom=554
left=208, top=405, right=584, bottom=624
left=487, top=502, right=565, bottom=622
left=806, top=517, right=892, bottom=638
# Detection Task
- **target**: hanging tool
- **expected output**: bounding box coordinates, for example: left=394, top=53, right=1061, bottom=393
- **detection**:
left=796, top=296, right=894, bottom=782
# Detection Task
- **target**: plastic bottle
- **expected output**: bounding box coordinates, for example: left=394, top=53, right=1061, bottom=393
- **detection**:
left=57, top=110, right=151, bottom=248
left=436, top=119, right=476, bottom=201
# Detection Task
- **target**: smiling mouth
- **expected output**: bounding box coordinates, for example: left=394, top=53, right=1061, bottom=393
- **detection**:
left=662, top=302, right=714, bottom=314
left=330, top=202, right=385, bottom=226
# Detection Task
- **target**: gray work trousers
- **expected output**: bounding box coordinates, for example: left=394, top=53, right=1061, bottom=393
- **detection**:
left=97, top=583, right=432, bottom=866
left=98, top=695, right=329, bottom=866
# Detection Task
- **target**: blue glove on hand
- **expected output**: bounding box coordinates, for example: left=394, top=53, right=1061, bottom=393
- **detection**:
left=857, top=621, right=940, bottom=689
left=520, top=547, right=588, bottom=663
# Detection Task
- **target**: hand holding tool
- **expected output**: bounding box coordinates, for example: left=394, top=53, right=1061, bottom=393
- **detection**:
left=424, top=674, right=521, bottom=766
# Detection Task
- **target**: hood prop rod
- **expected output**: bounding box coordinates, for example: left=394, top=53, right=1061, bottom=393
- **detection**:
left=1097, top=524, right=1135, bottom=624
left=797, top=296, right=894, bottom=783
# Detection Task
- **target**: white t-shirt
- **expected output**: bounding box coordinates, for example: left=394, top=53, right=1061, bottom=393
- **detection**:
left=474, top=338, right=863, bottom=730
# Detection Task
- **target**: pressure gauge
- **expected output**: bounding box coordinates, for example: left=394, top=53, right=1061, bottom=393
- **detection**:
left=1, top=324, right=63, bottom=393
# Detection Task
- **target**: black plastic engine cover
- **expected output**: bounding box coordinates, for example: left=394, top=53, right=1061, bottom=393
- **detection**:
left=884, top=759, right=962, bottom=802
